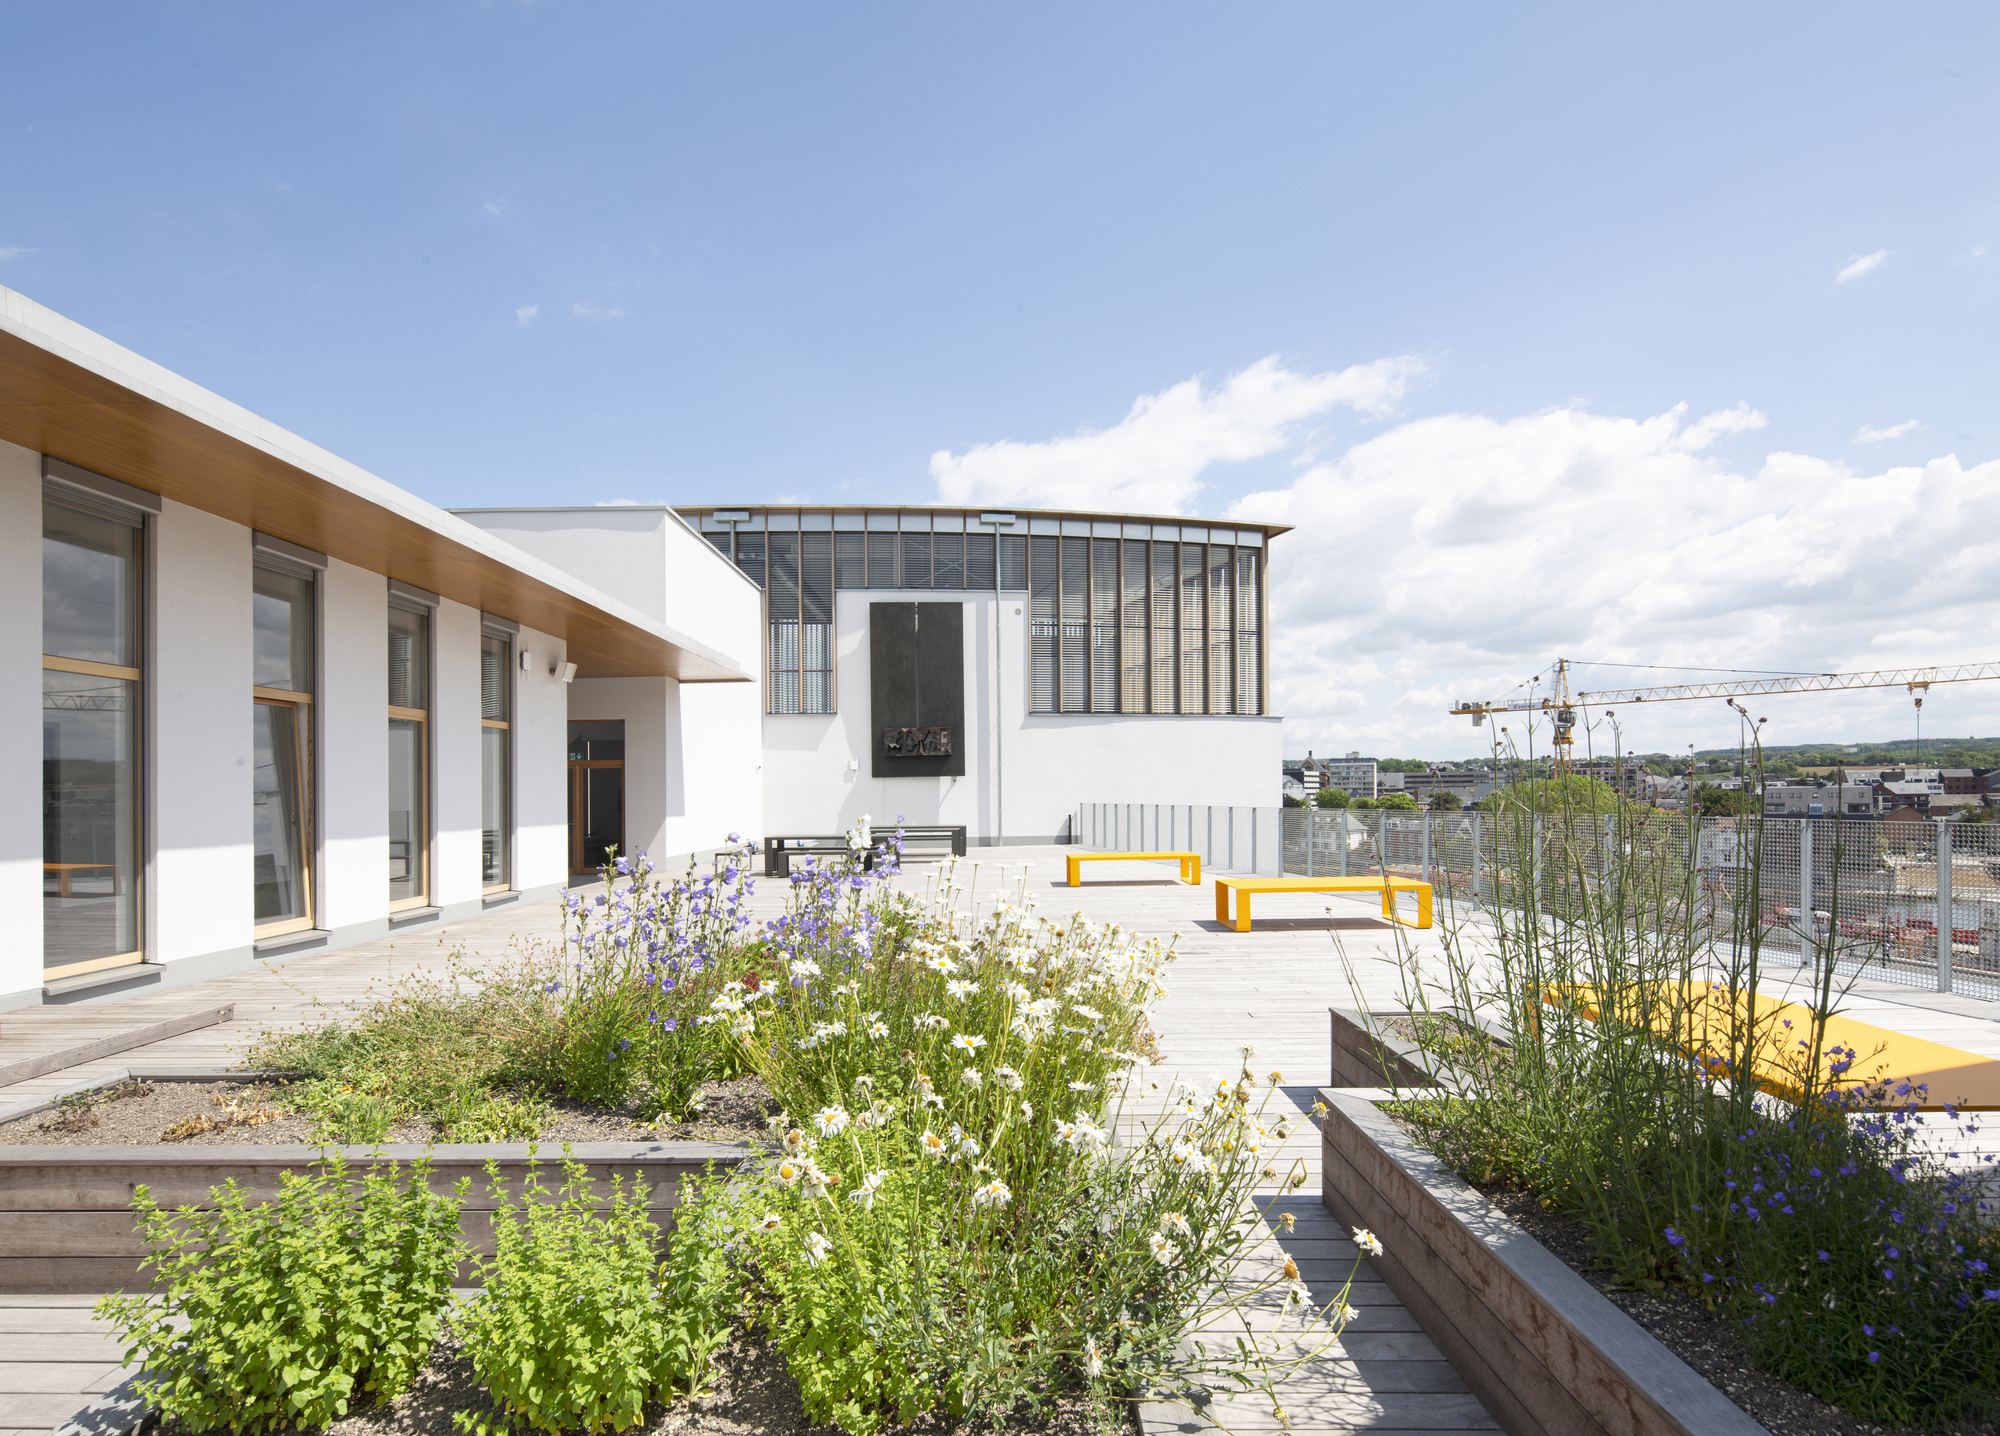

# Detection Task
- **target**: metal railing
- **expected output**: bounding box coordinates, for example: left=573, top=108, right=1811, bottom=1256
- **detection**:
left=1072, top=802, right=1286, bottom=876
left=1271, top=808, right=1999, bottom=1002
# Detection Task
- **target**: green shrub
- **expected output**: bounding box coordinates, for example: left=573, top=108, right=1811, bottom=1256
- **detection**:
left=96, top=1153, right=461, bottom=1433
left=454, top=1152, right=732, bottom=1435
left=317, top=1089, right=395, bottom=1145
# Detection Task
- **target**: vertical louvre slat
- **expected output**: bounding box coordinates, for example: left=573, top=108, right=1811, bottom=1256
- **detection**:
left=1090, top=537, right=1119, bottom=712
left=1030, top=536, right=1058, bottom=713
left=1151, top=543, right=1176, bottom=713
left=1120, top=539, right=1148, bottom=712
left=1236, top=549, right=1260, bottom=715
left=834, top=533, right=866, bottom=589
left=867, top=532, right=898, bottom=588
left=1178, top=544, right=1204, bottom=714
left=999, top=533, right=1029, bottom=591
left=932, top=533, right=964, bottom=589
left=1207, top=544, right=1232, bottom=715
left=1060, top=536, right=1088, bottom=712
left=966, top=531, right=996, bottom=588
left=801, top=534, right=833, bottom=623
left=901, top=532, right=931, bottom=589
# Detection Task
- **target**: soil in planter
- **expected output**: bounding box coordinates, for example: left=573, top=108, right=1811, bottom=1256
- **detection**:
left=0, top=1075, right=779, bottom=1148
left=152, top=1330, right=1129, bottom=1436
left=1480, top=1188, right=1999, bottom=1436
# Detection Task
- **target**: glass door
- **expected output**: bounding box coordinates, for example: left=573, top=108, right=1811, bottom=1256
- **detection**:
left=566, top=721, right=624, bottom=876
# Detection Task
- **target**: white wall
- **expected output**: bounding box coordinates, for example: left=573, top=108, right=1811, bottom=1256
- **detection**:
left=760, top=589, right=1282, bottom=843
left=432, top=598, right=483, bottom=909
left=151, top=500, right=253, bottom=966
left=452, top=507, right=765, bottom=868
left=318, top=558, right=388, bottom=934
left=513, top=625, right=569, bottom=894
left=0, top=442, right=43, bottom=1005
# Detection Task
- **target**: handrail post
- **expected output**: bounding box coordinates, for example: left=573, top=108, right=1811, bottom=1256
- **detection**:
left=1799, top=819, right=1814, bottom=971
left=1938, top=818, right=1954, bottom=994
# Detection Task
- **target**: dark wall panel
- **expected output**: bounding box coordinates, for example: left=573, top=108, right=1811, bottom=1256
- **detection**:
left=870, top=601, right=965, bottom=777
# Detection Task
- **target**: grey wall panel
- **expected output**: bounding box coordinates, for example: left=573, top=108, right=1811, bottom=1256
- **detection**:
left=869, top=601, right=965, bottom=778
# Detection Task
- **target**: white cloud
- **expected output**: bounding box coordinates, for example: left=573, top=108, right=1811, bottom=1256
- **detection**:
left=929, top=355, right=1423, bottom=514
left=570, top=301, right=628, bottom=321
left=0, top=247, right=37, bottom=260
left=1224, top=399, right=2000, bottom=756
left=1855, top=419, right=1919, bottom=443
left=1835, top=249, right=1889, bottom=284
left=515, top=304, right=539, bottom=325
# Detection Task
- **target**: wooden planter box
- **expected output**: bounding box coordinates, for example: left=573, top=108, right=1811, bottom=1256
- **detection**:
left=0, top=1141, right=752, bottom=1293
left=1328, top=1007, right=1435, bottom=1088
left=1318, top=1090, right=1769, bottom=1436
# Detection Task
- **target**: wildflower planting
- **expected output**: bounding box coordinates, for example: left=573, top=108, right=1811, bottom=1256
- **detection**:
left=707, top=841, right=1354, bottom=1432
left=1381, top=771, right=2000, bottom=1425
left=250, top=841, right=764, bottom=1133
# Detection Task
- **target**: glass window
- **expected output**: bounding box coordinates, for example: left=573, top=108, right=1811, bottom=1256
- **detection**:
left=1119, top=540, right=1148, bottom=712
left=253, top=563, right=314, bottom=934
left=252, top=569, right=313, bottom=691
left=44, top=501, right=139, bottom=666
left=253, top=701, right=309, bottom=925
left=1089, top=538, right=1118, bottom=712
left=387, top=603, right=429, bottom=908
left=481, top=633, right=511, bottom=892
left=1029, top=535, right=1058, bottom=713
left=43, top=499, right=143, bottom=974
left=1060, top=536, right=1087, bottom=712
left=44, top=668, right=140, bottom=968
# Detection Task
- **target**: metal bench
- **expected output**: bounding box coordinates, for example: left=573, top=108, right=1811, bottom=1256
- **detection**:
left=888, top=825, right=967, bottom=861
left=764, top=836, right=872, bottom=879
left=1066, top=850, right=1201, bottom=886
left=1212, top=875, right=1433, bottom=933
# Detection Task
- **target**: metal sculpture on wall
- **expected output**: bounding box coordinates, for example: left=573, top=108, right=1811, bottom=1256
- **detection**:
left=883, top=726, right=952, bottom=758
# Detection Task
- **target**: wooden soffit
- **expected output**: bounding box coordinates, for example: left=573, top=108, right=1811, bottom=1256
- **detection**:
left=0, top=287, right=747, bottom=684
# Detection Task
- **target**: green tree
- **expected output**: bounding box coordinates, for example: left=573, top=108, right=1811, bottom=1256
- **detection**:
left=1313, top=787, right=1351, bottom=809
left=1693, top=784, right=1761, bottom=817
left=1429, top=790, right=1463, bottom=811
left=1480, top=775, right=1631, bottom=815
left=1376, top=792, right=1420, bottom=811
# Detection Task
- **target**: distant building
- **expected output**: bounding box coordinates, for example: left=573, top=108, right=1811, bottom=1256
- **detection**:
left=1300, top=751, right=1377, bottom=800
left=1574, top=757, right=1646, bottom=796
left=1392, top=770, right=1495, bottom=807
left=1762, top=784, right=1874, bottom=818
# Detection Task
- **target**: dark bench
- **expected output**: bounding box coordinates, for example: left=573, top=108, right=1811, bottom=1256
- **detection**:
left=762, top=825, right=968, bottom=878
left=764, top=835, right=872, bottom=879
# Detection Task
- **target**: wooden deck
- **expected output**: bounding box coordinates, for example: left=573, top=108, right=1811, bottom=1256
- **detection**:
left=6, top=842, right=1998, bottom=1431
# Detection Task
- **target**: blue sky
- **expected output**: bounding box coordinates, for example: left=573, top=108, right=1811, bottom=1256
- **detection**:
left=6, top=4, right=1998, bottom=755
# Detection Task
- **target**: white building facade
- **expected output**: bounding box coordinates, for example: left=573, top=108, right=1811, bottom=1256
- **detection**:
left=2, top=288, right=757, bottom=1012
left=672, top=505, right=1287, bottom=845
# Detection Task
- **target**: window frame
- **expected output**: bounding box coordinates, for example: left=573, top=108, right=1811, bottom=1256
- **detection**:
left=41, top=486, right=149, bottom=982
left=479, top=624, right=515, bottom=894
left=251, top=556, right=319, bottom=939
left=386, top=592, right=434, bottom=912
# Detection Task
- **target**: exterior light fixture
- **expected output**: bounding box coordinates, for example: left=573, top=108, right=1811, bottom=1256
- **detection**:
left=551, top=660, right=578, bottom=683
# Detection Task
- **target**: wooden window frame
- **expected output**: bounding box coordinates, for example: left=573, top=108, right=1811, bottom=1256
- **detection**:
left=42, top=495, right=146, bottom=981
left=253, top=692, right=316, bottom=937
left=387, top=597, right=432, bottom=913
left=480, top=629, right=513, bottom=895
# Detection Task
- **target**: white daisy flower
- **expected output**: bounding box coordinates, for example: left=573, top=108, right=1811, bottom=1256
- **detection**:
left=971, top=1178, right=1013, bottom=1209
left=1148, top=1232, right=1180, bottom=1268
left=919, top=1129, right=948, bottom=1160
left=1353, top=1227, right=1384, bottom=1257
left=849, top=1169, right=889, bottom=1212
left=950, top=1032, right=988, bottom=1053
left=772, top=1159, right=803, bottom=1187
left=961, top=1066, right=983, bottom=1088
left=1083, top=1336, right=1104, bottom=1378
left=814, top=1105, right=850, bottom=1138
left=945, top=979, right=979, bottom=1000
left=996, top=1065, right=1024, bottom=1090
left=755, top=1212, right=783, bottom=1231
left=804, top=1230, right=832, bottom=1265
left=866, top=1020, right=890, bottom=1039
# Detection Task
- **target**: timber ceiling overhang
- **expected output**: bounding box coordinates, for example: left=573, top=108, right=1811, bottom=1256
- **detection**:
left=0, top=286, right=748, bottom=683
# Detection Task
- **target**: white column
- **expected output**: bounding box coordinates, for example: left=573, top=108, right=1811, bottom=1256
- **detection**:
left=0, top=442, right=43, bottom=1004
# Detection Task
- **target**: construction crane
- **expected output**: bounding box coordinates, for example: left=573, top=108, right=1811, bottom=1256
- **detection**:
left=1450, top=657, right=2000, bottom=777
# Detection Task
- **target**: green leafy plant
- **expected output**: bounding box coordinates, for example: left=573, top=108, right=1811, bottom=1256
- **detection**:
left=318, top=1089, right=395, bottom=1145
left=453, top=1151, right=731, bottom=1435
left=96, top=1153, right=462, bottom=1433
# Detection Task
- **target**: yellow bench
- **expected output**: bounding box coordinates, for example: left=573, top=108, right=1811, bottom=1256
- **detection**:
left=1067, top=850, right=1201, bottom=886
left=1562, top=983, right=2000, bottom=1110
left=1213, top=875, right=1432, bottom=933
